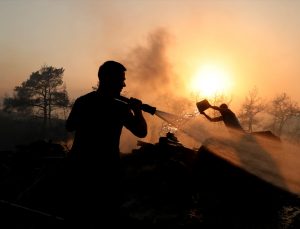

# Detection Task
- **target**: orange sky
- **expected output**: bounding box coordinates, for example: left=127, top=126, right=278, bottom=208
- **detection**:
left=1, top=0, right=300, bottom=110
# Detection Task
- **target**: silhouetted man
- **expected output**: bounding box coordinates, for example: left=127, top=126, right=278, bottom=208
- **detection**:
left=200, top=103, right=245, bottom=133
left=65, top=60, right=148, bottom=227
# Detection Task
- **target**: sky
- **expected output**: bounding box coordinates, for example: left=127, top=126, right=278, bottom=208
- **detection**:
left=1, top=0, right=300, bottom=111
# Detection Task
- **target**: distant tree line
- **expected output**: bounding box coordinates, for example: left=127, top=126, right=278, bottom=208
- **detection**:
left=1, top=65, right=300, bottom=149
left=238, top=87, right=300, bottom=143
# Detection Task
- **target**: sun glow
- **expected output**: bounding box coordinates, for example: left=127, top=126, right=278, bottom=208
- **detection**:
left=189, top=64, right=233, bottom=97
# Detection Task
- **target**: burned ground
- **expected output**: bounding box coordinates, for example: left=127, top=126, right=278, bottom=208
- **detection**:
left=0, top=137, right=299, bottom=228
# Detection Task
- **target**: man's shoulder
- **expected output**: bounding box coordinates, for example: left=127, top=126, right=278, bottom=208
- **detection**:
left=76, top=91, right=97, bottom=101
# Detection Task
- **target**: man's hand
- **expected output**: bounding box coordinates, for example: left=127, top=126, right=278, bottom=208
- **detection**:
left=129, top=97, right=143, bottom=113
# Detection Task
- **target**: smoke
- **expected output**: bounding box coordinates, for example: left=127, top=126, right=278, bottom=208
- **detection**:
left=112, top=27, right=300, bottom=196
left=119, top=38, right=300, bottom=197
left=119, top=28, right=194, bottom=153
left=120, top=28, right=238, bottom=153
left=123, top=28, right=171, bottom=99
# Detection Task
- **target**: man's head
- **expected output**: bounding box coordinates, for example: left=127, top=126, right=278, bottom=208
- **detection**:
left=220, top=103, right=228, bottom=109
left=98, top=60, right=126, bottom=96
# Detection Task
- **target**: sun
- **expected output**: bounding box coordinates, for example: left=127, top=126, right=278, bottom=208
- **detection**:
left=189, top=64, right=233, bottom=97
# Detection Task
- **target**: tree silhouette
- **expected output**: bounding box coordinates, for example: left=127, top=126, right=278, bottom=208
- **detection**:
left=268, top=93, right=300, bottom=136
left=3, top=65, right=70, bottom=127
left=238, top=86, right=265, bottom=132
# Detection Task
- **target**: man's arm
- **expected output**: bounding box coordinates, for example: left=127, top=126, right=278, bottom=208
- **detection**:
left=125, top=98, right=147, bottom=138
left=200, top=111, right=223, bottom=122
left=210, top=105, right=221, bottom=111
